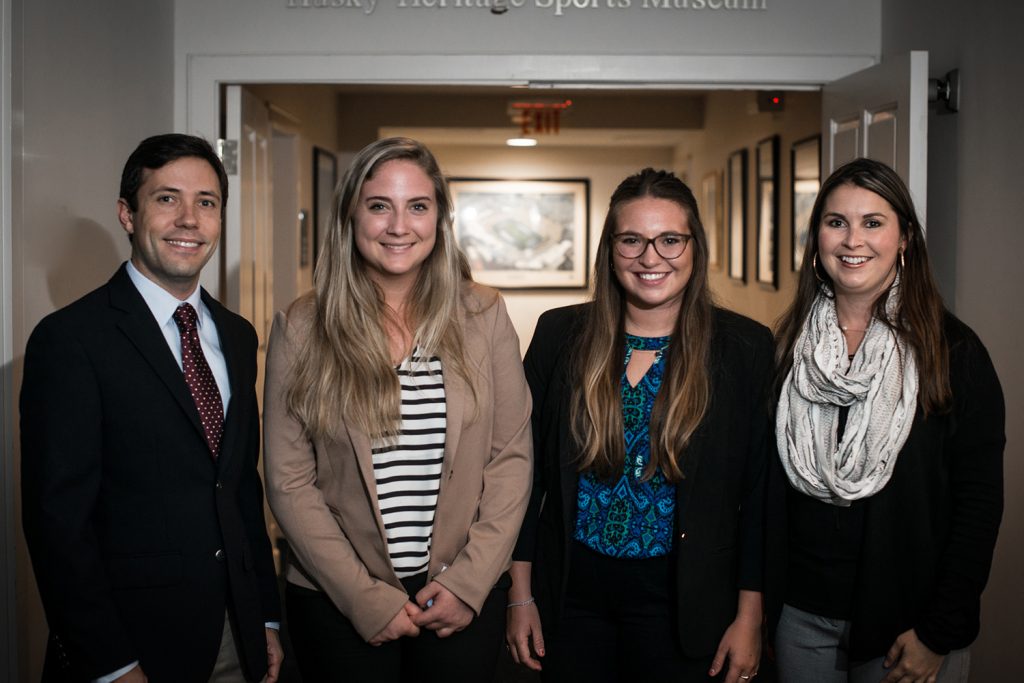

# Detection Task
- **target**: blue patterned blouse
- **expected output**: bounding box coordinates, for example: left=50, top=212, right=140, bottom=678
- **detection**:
left=574, top=333, right=676, bottom=558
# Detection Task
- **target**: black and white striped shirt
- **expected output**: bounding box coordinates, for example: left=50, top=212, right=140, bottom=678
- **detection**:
left=372, top=352, right=446, bottom=578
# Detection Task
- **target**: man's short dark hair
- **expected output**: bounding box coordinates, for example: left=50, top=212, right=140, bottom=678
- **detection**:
left=119, top=134, right=229, bottom=221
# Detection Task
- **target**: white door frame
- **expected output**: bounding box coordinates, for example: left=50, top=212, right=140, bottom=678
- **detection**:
left=1, top=0, right=16, bottom=678
left=181, top=52, right=876, bottom=299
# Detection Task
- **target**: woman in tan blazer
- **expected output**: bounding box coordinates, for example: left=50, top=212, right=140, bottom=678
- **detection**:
left=262, top=137, right=532, bottom=681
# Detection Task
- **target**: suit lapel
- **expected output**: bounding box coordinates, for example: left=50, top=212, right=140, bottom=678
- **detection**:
left=108, top=266, right=209, bottom=448
left=346, top=424, right=393, bottom=551
left=431, top=301, right=469, bottom=547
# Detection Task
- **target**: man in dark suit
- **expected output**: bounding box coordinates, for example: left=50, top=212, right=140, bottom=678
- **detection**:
left=21, top=134, right=282, bottom=682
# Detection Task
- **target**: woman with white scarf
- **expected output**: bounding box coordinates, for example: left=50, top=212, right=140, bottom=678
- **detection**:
left=770, top=159, right=1004, bottom=683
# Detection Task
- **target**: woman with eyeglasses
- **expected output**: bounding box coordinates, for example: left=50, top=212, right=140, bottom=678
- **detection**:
left=769, top=158, right=1004, bottom=682
left=506, top=168, right=774, bottom=682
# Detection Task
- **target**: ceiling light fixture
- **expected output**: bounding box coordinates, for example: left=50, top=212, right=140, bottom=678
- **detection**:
left=506, top=137, right=538, bottom=147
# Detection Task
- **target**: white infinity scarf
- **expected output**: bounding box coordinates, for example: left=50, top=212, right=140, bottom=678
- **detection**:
left=776, top=284, right=919, bottom=506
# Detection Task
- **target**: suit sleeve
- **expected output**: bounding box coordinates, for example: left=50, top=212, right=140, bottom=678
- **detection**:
left=235, top=322, right=283, bottom=624
left=20, top=317, right=137, bottom=679
left=262, top=311, right=409, bottom=641
left=914, top=327, right=1005, bottom=654
left=432, top=294, right=534, bottom=612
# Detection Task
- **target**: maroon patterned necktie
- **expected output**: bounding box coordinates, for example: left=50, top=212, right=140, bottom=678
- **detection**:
left=173, top=303, right=224, bottom=458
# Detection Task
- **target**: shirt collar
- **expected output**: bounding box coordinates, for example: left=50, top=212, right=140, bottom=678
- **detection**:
left=125, top=260, right=207, bottom=329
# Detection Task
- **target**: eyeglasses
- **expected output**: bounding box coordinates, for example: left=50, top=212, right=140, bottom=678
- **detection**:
left=612, top=232, right=693, bottom=260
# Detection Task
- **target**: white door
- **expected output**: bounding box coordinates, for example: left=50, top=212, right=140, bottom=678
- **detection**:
left=223, top=85, right=274, bottom=351
left=821, top=51, right=929, bottom=225
left=222, top=86, right=282, bottom=565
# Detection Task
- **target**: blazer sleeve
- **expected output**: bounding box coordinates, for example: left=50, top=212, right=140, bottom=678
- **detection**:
left=262, top=310, right=409, bottom=641
left=914, top=324, right=1005, bottom=654
left=736, top=320, right=775, bottom=593
left=433, top=293, right=534, bottom=612
left=20, top=316, right=137, bottom=678
left=512, top=306, right=571, bottom=562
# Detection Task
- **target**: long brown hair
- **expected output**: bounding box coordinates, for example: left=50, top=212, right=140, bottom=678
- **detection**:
left=572, top=168, right=714, bottom=482
left=775, top=158, right=950, bottom=414
left=286, top=137, right=475, bottom=440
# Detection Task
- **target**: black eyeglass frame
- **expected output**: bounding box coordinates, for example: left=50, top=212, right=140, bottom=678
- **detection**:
left=611, top=232, right=693, bottom=260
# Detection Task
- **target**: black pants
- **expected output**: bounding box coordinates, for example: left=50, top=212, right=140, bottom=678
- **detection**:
left=286, top=572, right=507, bottom=683
left=544, top=542, right=722, bottom=683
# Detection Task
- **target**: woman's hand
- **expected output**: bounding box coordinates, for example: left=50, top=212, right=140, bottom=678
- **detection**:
left=506, top=599, right=545, bottom=671
left=709, top=590, right=762, bottom=682
left=881, top=629, right=944, bottom=682
left=413, top=581, right=474, bottom=638
left=505, top=560, right=545, bottom=671
left=368, top=602, right=422, bottom=646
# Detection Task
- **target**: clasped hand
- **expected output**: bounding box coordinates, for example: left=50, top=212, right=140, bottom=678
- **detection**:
left=369, top=581, right=474, bottom=645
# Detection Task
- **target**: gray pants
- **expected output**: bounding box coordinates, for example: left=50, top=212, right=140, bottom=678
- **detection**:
left=775, top=604, right=970, bottom=683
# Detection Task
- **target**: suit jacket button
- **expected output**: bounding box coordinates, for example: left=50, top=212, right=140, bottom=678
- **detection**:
left=215, top=549, right=225, bottom=561
left=678, top=532, right=686, bottom=540
left=215, top=481, right=223, bottom=490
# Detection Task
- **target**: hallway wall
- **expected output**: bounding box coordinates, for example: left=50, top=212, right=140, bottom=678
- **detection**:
left=689, top=89, right=821, bottom=328
left=881, top=0, right=1024, bottom=674
left=10, top=0, right=176, bottom=679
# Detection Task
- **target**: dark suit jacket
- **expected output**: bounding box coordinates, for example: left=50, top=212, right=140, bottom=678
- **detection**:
left=766, top=312, right=1005, bottom=659
left=21, top=264, right=281, bottom=682
left=513, top=304, right=775, bottom=659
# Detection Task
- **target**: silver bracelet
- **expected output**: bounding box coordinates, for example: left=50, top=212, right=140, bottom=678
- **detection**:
left=507, top=596, right=536, bottom=608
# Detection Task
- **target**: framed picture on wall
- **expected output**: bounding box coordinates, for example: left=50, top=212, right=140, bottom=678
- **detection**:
left=791, top=135, right=821, bottom=271
left=701, top=170, right=724, bottom=271
left=756, top=135, right=779, bottom=289
left=312, top=147, right=338, bottom=268
left=727, top=149, right=748, bottom=282
left=449, top=178, right=590, bottom=289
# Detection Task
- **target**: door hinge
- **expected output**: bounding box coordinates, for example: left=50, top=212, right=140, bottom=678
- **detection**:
left=217, top=139, right=239, bottom=174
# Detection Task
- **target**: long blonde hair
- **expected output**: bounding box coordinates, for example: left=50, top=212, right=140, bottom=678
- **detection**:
left=286, top=137, right=474, bottom=440
left=572, top=168, right=714, bottom=482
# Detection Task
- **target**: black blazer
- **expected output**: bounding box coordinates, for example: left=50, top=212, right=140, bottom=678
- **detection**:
left=513, top=304, right=775, bottom=658
left=21, top=264, right=281, bottom=682
left=766, top=312, right=1005, bottom=659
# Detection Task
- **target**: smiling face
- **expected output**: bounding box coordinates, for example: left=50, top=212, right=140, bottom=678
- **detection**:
left=611, top=197, right=694, bottom=320
left=352, top=159, right=438, bottom=290
left=117, top=156, right=222, bottom=299
left=817, top=183, right=906, bottom=306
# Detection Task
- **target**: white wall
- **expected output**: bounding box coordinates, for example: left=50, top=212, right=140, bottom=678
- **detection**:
left=881, top=0, right=1024, bottom=676
left=11, top=0, right=176, bottom=679
left=173, top=0, right=879, bottom=68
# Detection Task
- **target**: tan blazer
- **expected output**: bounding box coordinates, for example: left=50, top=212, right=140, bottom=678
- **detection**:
left=263, top=283, right=532, bottom=640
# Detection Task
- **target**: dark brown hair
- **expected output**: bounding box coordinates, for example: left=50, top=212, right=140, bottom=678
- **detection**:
left=775, top=158, right=950, bottom=414
left=572, top=168, right=713, bottom=482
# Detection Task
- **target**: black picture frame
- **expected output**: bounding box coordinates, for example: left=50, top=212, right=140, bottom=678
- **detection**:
left=449, top=177, right=591, bottom=290
left=727, top=149, right=748, bottom=282
left=756, top=135, right=779, bottom=289
left=312, top=147, right=338, bottom=268
left=791, top=135, right=822, bottom=271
